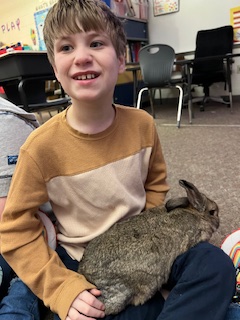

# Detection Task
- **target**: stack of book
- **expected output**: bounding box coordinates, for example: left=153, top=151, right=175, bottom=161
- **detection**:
left=110, top=0, right=148, bottom=20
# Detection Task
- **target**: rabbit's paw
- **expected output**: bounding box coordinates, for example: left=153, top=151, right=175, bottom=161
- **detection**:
left=102, top=289, right=132, bottom=315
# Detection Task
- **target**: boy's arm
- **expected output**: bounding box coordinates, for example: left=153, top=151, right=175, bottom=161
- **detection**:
left=0, top=197, right=7, bottom=219
left=0, top=150, right=96, bottom=319
left=144, top=125, right=169, bottom=209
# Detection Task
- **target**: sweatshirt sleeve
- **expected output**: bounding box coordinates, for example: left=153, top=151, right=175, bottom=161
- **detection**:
left=0, top=148, right=95, bottom=319
left=144, top=122, right=169, bottom=209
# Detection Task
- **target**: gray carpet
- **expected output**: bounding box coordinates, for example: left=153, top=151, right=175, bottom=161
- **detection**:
left=150, top=98, right=240, bottom=247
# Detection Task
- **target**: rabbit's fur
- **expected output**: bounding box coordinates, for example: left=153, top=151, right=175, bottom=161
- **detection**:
left=43, top=180, right=219, bottom=319
left=77, top=179, right=219, bottom=315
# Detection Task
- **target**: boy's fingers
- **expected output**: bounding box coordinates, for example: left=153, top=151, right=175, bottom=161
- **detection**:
left=66, top=307, right=95, bottom=320
left=77, top=290, right=105, bottom=310
left=68, top=290, right=105, bottom=319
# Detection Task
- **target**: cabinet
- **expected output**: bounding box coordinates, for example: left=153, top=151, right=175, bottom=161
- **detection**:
left=123, top=18, right=148, bottom=40
left=114, top=17, right=148, bottom=106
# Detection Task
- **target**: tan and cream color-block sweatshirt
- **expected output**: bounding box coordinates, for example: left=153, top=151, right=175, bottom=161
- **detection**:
left=0, top=105, right=169, bottom=319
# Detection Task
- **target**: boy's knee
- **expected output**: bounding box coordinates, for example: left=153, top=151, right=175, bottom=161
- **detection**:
left=190, top=242, right=236, bottom=286
left=173, top=242, right=235, bottom=284
left=197, top=242, right=234, bottom=269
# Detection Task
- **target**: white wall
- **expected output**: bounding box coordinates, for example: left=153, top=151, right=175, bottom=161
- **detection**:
left=0, top=0, right=57, bottom=50
left=148, top=0, right=240, bottom=53
left=147, top=0, right=240, bottom=96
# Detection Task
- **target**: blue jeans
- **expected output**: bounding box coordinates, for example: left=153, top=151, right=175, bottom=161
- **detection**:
left=0, top=277, right=40, bottom=320
left=0, top=254, right=15, bottom=301
left=225, top=303, right=240, bottom=320
left=154, top=243, right=235, bottom=320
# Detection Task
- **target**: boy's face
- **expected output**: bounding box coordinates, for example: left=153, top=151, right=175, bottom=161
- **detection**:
left=53, top=30, right=125, bottom=104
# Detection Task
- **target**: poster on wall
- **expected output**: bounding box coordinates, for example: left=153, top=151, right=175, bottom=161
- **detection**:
left=34, top=9, right=49, bottom=50
left=153, top=0, right=179, bottom=16
left=230, top=6, right=240, bottom=43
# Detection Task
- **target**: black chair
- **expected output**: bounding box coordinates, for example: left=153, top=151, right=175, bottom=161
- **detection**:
left=17, top=75, right=71, bottom=123
left=136, top=44, right=187, bottom=128
left=191, top=25, right=234, bottom=111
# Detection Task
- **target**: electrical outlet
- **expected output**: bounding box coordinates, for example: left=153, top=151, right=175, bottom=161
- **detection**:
left=237, top=65, right=240, bottom=74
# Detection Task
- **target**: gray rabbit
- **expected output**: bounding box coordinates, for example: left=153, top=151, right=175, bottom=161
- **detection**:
left=43, top=179, right=219, bottom=319
left=78, top=179, right=219, bottom=315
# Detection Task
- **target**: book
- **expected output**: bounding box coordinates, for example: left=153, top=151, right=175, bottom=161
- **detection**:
left=125, top=0, right=135, bottom=17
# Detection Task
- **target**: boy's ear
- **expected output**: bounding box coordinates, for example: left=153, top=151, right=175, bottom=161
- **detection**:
left=118, top=55, right=126, bottom=74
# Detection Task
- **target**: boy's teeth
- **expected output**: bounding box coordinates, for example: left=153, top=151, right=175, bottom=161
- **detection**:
left=76, top=74, right=95, bottom=80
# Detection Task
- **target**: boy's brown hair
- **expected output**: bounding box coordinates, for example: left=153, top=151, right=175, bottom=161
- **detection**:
left=43, top=0, right=127, bottom=66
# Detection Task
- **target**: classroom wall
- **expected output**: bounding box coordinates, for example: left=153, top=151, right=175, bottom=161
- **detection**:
left=147, top=0, right=240, bottom=96
left=148, top=0, right=240, bottom=53
left=0, top=0, right=57, bottom=50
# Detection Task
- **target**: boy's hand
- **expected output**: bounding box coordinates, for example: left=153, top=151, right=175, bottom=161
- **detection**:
left=66, top=288, right=105, bottom=320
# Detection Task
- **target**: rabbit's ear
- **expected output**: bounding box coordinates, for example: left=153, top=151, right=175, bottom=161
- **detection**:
left=165, top=197, right=189, bottom=212
left=179, top=180, right=207, bottom=212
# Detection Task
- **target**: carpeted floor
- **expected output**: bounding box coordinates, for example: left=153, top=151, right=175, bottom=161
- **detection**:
left=148, top=97, right=240, bottom=247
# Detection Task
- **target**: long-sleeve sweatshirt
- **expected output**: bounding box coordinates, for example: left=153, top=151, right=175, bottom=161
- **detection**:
left=0, top=104, right=169, bottom=319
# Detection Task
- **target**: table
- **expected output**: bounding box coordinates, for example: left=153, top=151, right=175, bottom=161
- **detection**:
left=0, top=50, right=56, bottom=108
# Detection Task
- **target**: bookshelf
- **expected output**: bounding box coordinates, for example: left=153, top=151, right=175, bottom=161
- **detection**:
left=102, top=0, right=149, bottom=106
left=123, top=17, right=148, bottom=63
left=115, top=17, right=148, bottom=105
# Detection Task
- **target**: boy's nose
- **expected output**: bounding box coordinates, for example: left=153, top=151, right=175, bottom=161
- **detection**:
left=73, top=47, right=93, bottom=65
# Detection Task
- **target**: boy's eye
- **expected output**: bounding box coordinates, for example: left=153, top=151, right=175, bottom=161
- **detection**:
left=60, top=45, right=73, bottom=52
left=90, top=41, right=103, bottom=48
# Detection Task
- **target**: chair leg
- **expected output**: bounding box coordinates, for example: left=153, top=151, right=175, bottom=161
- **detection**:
left=159, top=88, right=162, bottom=105
left=37, top=112, right=44, bottom=124
left=176, top=85, right=184, bottom=128
left=149, top=89, right=156, bottom=119
left=229, top=91, right=233, bottom=113
left=136, top=87, right=148, bottom=109
left=227, top=57, right=233, bottom=113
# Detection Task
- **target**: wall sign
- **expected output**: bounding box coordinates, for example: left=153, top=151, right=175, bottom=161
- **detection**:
left=230, top=6, right=240, bottom=43
left=34, top=9, right=49, bottom=50
left=153, top=0, right=179, bottom=16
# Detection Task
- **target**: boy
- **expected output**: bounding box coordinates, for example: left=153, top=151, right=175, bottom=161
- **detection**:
left=0, top=1, right=235, bottom=320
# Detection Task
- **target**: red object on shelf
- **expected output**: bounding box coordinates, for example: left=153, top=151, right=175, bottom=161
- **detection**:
left=0, top=42, right=24, bottom=55
left=13, top=46, right=23, bottom=51
left=0, top=48, right=7, bottom=55
left=0, top=86, right=5, bottom=94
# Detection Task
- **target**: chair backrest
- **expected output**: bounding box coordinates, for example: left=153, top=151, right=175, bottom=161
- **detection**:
left=138, top=44, right=176, bottom=88
left=192, top=25, right=233, bottom=84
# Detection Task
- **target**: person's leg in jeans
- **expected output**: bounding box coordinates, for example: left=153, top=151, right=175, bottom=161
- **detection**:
left=225, top=303, right=240, bottom=320
left=53, top=292, right=164, bottom=320
left=156, top=242, right=236, bottom=320
left=101, top=293, right=164, bottom=320
left=54, top=245, right=165, bottom=320
left=0, top=254, right=15, bottom=301
left=0, top=277, right=40, bottom=320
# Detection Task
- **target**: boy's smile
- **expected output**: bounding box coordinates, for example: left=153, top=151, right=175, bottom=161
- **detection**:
left=73, top=72, right=98, bottom=80
left=53, top=30, right=125, bottom=105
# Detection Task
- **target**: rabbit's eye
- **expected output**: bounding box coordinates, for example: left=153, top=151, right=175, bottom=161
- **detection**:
left=209, top=210, right=215, bottom=216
